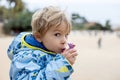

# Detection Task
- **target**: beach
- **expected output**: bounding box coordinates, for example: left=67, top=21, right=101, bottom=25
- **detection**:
left=0, top=31, right=120, bottom=80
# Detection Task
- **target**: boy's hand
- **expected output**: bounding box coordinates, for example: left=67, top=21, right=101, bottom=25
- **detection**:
left=61, top=48, right=78, bottom=65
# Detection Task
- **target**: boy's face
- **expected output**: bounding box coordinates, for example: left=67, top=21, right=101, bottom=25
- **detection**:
left=40, top=22, right=70, bottom=53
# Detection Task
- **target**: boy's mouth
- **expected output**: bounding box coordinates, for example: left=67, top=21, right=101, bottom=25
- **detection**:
left=61, top=48, right=66, bottom=52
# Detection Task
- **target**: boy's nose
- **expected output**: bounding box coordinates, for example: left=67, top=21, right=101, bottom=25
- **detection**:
left=61, top=37, right=67, bottom=44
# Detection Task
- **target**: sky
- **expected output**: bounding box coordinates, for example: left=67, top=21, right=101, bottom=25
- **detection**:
left=1, top=0, right=120, bottom=29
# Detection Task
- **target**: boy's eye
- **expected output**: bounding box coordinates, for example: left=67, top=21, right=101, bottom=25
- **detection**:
left=54, top=33, right=61, bottom=37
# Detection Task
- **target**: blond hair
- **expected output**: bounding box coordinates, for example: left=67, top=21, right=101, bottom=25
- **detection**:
left=31, top=6, right=71, bottom=36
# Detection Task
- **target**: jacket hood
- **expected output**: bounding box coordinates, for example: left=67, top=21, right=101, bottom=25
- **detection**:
left=7, top=32, right=26, bottom=60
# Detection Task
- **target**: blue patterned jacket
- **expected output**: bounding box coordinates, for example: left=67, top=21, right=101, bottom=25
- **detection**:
left=7, top=32, right=73, bottom=80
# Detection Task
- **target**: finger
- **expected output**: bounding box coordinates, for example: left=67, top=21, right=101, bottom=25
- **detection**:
left=69, top=56, right=76, bottom=65
left=62, top=49, right=78, bottom=60
left=61, top=51, right=71, bottom=58
left=68, top=48, right=77, bottom=53
left=71, top=52, right=78, bottom=57
left=65, top=52, right=77, bottom=59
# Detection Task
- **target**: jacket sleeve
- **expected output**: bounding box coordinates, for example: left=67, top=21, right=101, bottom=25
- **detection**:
left=10, top=50, right=41, bottom=80
left=45, top=54, right=73, bottom=80
left=10, top=51, right=73, bottom=80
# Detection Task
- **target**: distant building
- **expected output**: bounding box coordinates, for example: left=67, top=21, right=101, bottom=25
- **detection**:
left=84, top=22, right=103, bottom=30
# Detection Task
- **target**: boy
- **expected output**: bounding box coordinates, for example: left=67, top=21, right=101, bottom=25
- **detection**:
left=7, top=6, right=78, bottom=80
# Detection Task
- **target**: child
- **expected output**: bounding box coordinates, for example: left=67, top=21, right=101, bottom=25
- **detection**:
left=7, top=6, right=78, bottom=80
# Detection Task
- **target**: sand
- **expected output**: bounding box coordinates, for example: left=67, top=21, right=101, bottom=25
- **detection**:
left=0, top=36, right=13, bottom=80
left=0, top=31, right=120, bottom=80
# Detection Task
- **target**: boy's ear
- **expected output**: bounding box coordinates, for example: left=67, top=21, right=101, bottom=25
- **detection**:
left=33, top=32, right=42, bottom=42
